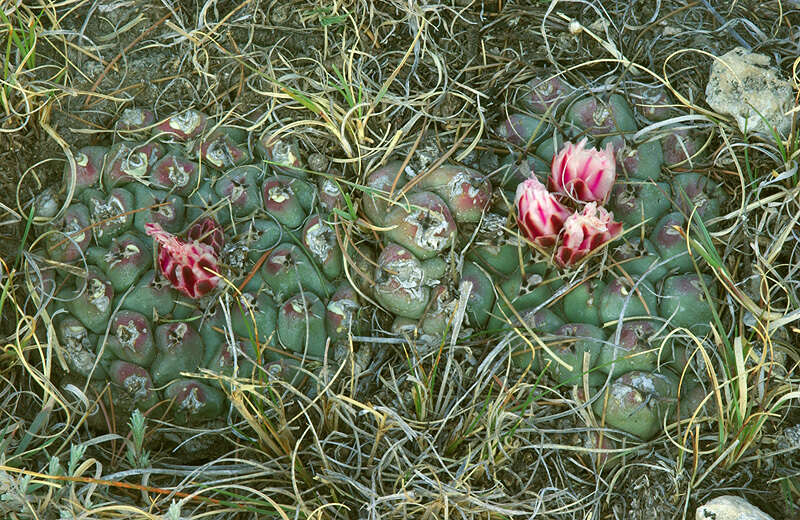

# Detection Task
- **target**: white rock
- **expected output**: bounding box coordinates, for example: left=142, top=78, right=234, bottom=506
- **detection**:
left=705, top=47, right=794, bottom=136
left=695, top=495, right=774, bottom=520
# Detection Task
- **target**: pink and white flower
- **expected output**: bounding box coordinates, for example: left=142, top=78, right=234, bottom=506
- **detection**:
left=555, top=203, right=623, bottom=267
left=515, top=177, right=571, bottom=247
left=145, top=222, right=220, bottom=298
left=550, top=138, right=616, bottom=204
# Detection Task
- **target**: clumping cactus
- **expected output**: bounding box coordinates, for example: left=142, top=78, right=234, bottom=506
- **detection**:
left=34, top=77, right=725, bottom=442
left=40, top=107, right=536, bottom=427
left=484, top=81, right=725, bottom=439
left=42, top=108, right=371, bottom=426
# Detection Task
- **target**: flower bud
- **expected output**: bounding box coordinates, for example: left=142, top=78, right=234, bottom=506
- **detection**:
left=145, top=222, right=220, bottom=298
left=186, top=217, right=225, bottom=254
left=554, top=203, right=622, bottom=267
left=514, top=177, right=570, bottom=247
left=550, top=138, right=616, bottom=203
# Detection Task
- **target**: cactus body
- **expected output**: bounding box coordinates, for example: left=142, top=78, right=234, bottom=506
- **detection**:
left=37, top=95, right=720, bottom=433
left=593, top=371, right=677, bottom=439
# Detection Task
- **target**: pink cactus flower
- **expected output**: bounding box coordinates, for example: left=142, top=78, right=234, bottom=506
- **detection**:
left=515, top=177, right=572, bottom=247
left=145, top=222, right=220, bottom=298
left=550, top=138, right=616, bottom=204
left=555, top=203, right=623, bottom=267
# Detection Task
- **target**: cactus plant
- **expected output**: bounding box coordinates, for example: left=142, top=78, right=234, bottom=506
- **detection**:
left=41, top=109, right=361, bottom=425
left=34, top=79, right=724, bottom=443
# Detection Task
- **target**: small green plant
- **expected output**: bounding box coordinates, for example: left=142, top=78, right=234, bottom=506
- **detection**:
left=310, top=6, right=347, bottom=27
left=330, top=181, right=358, bottom=222
left=125, top=409, right=150, bottom=468
left=0, top=7, right=40, bottom=113
left=164, top=500, right=183, bottom=520
left=331, top=63, right=363, bottom=117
